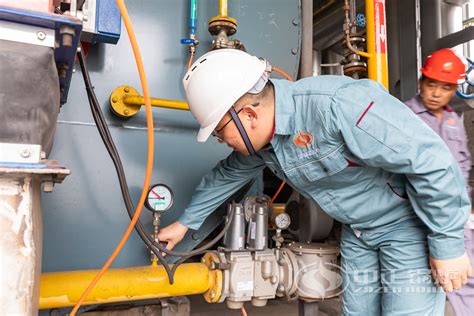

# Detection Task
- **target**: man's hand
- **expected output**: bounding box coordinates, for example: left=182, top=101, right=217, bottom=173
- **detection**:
left=157, top=221, right=189, bottom=254
left=430, top=252, right=473, bottom=292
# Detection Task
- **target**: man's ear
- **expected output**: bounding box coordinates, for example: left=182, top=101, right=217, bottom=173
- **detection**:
left=243, top=105, right=259, bottom=129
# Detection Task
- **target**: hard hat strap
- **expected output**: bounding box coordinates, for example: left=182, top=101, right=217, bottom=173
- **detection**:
left=229, top=107, right=256, bottom=155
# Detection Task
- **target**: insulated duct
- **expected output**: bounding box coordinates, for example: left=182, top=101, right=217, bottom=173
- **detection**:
left=0, top=40, right=60, bottom=155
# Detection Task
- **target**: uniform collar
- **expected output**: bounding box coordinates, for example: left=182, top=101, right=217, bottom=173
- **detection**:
left=270, top=79, right=295, bottom=135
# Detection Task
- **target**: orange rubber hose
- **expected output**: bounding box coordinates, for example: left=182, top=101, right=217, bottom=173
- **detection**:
left=271, top=180, right=286, bottom=203
left=241, top=305, right=248, bottom=316
left=272, top=66, right=293, bottom=81
left=187, top=52, right=194, bottom=70
left=69, top=0, right=154, bottom=314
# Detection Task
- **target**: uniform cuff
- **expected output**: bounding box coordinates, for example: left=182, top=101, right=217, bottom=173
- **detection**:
left=428, top=237, right=465, bottom=260
left=177, top=213, right=199, bottom=231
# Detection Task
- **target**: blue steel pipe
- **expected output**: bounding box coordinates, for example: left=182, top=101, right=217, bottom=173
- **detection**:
left=189, top=0, right=197, bottom=36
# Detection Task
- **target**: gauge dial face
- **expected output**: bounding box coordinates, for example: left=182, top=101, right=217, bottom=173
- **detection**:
left=275, top=213, right=291, bottom=229
left=145, top=184, right=173, bottom=213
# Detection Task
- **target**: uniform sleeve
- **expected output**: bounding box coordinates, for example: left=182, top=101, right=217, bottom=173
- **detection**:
left=329, top=79, right=471, bottom=260
left=457, top=117, right=472, bottom=201
left=178, top=151, right=266, bottom=230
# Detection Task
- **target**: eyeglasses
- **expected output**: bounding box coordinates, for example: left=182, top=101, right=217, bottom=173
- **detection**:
left=211, top=107, right=244, bottom=141
left=211, top=102, right=260, bottom=141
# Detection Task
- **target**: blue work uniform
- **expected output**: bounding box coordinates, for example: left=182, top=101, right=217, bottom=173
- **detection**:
left=406, top=95, right=473, bottom=316
left=179, top=76, right=471, bottom=315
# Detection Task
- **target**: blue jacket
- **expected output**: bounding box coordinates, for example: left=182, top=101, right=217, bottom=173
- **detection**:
left=179, top=76, right=471, bottom=260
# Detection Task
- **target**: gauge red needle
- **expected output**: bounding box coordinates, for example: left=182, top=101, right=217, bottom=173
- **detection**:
left=151, top=189, right=161, bottom=198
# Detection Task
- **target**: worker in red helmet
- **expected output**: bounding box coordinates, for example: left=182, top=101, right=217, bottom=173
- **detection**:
left=405, top=48, right=473, bottom=316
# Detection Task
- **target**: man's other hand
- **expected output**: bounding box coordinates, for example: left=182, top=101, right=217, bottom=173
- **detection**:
left=430, top=252, right=473, bottom=292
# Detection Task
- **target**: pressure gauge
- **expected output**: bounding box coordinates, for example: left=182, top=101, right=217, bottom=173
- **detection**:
left=145, top=184, right=174, bottom=213
left=274, top=213, right=291, bottom=230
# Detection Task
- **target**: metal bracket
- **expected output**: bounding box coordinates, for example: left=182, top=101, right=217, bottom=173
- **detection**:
left=0, top=143, right=42, bottom=164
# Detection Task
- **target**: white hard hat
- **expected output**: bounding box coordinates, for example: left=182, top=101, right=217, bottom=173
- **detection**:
left=183, top=49, right=266, bottom=142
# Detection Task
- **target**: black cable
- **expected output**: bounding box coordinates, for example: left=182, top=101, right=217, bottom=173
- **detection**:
left=77, top=46, right=174, bottom=282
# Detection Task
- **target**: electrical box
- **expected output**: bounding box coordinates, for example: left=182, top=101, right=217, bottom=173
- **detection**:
left=81, top=0, right=121, bottom=44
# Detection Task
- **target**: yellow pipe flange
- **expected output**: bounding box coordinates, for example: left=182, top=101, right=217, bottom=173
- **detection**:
left=109, top=86, right=189, bottom=118
left=110, top=85, right=142, bottom=118
left=202, top=252, right=224, bottom=303
left=209, top=16, right=237, bottom=25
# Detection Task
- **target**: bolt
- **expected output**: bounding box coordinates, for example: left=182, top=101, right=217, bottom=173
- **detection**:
left=291, top=48, right=298, bottom=55
left=37, top=31, right=46, bottom=41
left=58, top=64, right=69, bottom=79
left=192, top=232, right=200, bottom=240
left=112, top=97, right=118, bottom=103
left=20, top=148, right=31, bottom=158
left=124, top=87, right=130, bottom=93
left=292, top=19, right=299, bottom=26
left=62, top=33, right=74, bottom=47
left=43, top=181, right=54, bottom=193
left=41, top=151, right=46, bottom=159
left=60, top=26, right=75, bottom=48
left=201, top=258, right=206, bottom=263
left=124, top=109, right=130, bottom=115
left=210, top=291, right=216, bottom=298
left=278, top=285, right=285, bottom=292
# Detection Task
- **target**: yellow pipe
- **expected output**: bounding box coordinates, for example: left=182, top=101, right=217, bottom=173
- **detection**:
left=365, top=0, right=388, bottom=88
left=219, top=0, right=228, bottom=17
left=40, top=263, right=213, bottom=309
left=124, top=95, right=189, bottom=111
left=110, top=86, right=189, bottom=118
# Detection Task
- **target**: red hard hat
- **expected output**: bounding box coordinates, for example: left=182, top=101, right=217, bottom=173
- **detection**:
left=421, top=48, right=466, bottom=84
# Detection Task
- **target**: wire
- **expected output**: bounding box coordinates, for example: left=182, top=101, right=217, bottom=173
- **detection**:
left=187, top=52, right=194, bottom=70
left=241, top=305, right=248, bottom=316
left=70, top=0, right=154, bottom=313
left=77, top=48, right=173, bottom=278
left=272, top=66, right=293, bottom=81
left=271, top=180, right=286, bottom=203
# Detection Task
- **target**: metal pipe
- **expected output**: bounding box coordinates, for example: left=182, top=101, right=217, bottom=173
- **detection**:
left=1, top=175, right=43, bottom=315
left=190, top=0, right=197, bottom=36
left=219, top=0, right=228, bottom=17
left=40, top=263, right=215, bottom=309
left=300, top=0, right=314, bottom=78
left=365, top=0, right=388, bottom=88
left=344, top=0, right=371, bottom=58
left=123, top=95, right=189, bottom=111
left=349, top=0, right=357, bottom=34
left=109, top=86, right=189, bottom=118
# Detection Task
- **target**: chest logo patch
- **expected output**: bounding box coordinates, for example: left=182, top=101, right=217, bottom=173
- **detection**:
left=292, top=130, right=314, bottom=148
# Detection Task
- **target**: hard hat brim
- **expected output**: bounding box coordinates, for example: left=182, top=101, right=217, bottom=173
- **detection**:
left=197, top=120, right=220, bottom=142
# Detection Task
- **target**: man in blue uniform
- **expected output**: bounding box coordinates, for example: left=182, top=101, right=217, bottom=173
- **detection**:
left=158, top=49, right=472, bottom=315
left=405, top=48, right=473, bottom=316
